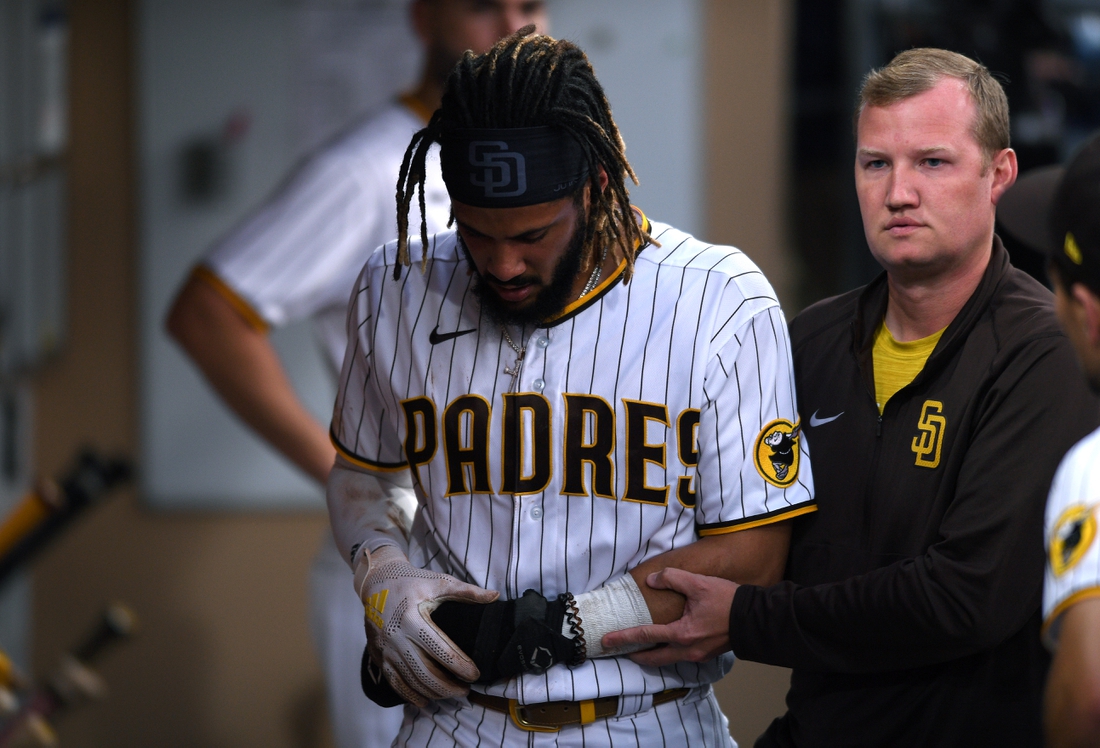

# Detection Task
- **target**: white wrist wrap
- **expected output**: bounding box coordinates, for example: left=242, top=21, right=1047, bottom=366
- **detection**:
left=567, top=574, right=653, bottom=658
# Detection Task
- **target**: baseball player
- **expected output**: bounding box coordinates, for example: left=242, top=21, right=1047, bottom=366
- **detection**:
left=326, top=29, right=815, bottom=745
left=997, top=132, right=1100, bottom=748
left=166, top=4, right=548, bottom=747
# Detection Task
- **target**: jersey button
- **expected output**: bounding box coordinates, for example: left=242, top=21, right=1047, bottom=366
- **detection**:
left=537, top=337, right=549, bottom=348
left=532, top=378, right=545, bottom=392
left=530, top=506, right=543, bottom=520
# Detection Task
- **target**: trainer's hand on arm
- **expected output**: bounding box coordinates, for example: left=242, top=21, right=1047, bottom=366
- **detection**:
left=166, top=270, right=335, bottom=485
left=356, top=545, right=499, bottom=706
left=596, top=521, right=789, bottom=665
left=602, top=568, right=739, bottom=667
left=627, top=521, right=788, bottom=625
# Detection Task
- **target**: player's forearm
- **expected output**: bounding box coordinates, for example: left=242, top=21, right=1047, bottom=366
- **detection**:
left=166, top=273, right=335, bottom=485
left=1046, top=669, right=1100, bottom=748
left=326, top=461, right=417, bottom=566
left=629, top=523, right=789, bottom=625
left=1045, top=600, right=1100, bottom=748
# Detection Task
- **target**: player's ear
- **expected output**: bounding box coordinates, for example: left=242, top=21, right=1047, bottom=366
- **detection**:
left=596, top=165, right=609, bottom=193
left=1073, top=283, right=1100, bottom=346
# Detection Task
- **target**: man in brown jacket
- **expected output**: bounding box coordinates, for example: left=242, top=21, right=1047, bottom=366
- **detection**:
left=606, top=48, right=1100, bottom=747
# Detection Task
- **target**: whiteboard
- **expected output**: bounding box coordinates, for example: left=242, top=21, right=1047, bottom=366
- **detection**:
left=138, top=0, right=702, bottom=510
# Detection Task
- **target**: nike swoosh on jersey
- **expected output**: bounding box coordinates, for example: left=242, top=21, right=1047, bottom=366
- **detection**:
left=809, top=410, right=844, bottom=427
left=429, top=326, right=476, bottom=345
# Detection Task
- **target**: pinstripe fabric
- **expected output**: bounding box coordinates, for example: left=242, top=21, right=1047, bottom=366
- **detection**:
left=1042, top=425, right=1100, bottom=646
left=331, top=219, right=815, bottom=704
left=391, top=686, right=734, bottom=748
left=205, top=102, right=450, bottom=370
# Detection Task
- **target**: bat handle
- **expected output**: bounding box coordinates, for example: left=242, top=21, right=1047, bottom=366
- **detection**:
left=71, top=603, right=137, bottom=664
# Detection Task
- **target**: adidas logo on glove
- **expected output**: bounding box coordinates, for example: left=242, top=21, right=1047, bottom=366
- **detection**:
left=364, top=589, right=388, bottom=629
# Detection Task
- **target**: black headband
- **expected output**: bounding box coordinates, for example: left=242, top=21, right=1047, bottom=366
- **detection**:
left=439, top=126, right=589, bottom=208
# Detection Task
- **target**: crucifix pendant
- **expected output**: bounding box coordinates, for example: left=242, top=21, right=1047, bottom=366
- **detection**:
left=504, top=350, right=525, bottom=392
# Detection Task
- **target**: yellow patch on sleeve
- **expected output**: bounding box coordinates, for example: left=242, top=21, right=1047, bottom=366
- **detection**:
left=1050, top=504, right=1097, bottom=576
left=753, top=419, right=801, bottom=488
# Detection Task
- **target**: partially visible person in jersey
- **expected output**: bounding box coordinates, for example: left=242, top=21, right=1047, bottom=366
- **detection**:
left=998, top=132, right=1100, bottom=748
left=604, top=48, right=1100, bottom=746
left=165, top=3, right=547, bottom=747
left=326, top=27, right=815, bottom=746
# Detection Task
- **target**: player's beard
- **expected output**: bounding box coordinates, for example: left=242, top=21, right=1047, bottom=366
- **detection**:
left=461, top=219, right=591, bottom=328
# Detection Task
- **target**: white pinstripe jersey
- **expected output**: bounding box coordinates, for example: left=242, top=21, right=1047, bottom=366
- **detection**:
left=331, top=218, right=816, bottom=703
left=203, top=99, right=449, bottom=368
left=1042, top=425, right=1100, bottom=648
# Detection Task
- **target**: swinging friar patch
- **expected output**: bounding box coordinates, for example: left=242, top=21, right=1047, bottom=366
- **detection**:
left=754, top=419, right=802, bottom=488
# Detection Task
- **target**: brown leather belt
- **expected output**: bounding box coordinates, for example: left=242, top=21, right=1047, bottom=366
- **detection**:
left=467, top=687, right=690, bottom=732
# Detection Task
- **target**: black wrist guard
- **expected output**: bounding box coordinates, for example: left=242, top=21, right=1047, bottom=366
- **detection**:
left=432, top=589, right=585, bottom=684
left=360, top=647, right=407, bottom=707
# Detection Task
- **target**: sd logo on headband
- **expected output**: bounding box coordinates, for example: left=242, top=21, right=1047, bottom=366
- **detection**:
left=441, top=126, right=588, bottom=208
left=470, top=142, right=527, bottom=199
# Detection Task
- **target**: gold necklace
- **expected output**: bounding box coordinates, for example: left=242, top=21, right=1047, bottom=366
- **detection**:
left=498, top=243, right=608, bottom=391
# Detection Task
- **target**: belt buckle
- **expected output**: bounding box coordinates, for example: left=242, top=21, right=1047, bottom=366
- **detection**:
left=507, top=699, right=561, bottom=733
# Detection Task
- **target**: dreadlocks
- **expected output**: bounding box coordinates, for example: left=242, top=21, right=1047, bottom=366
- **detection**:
left=394, top=26, right=651, bottom=282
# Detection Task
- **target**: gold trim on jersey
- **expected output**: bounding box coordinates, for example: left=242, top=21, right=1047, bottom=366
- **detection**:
left=697, top=502, right=817, bottom=536
left=1042, top=586, right=1100, bottom=641
left=541, top=257, right=627, bottom=325
left=1050, top=504, right=1098, bottom=576
left=330, top=431, right=409, bottom=473
left=398, top=93, right=434, bottom=125
left=192, top=264, right=270, bottom=333
left=539, top=209, right=652, bottom=328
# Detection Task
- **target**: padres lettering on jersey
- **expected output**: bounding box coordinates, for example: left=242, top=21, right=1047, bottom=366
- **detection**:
left=398, top=393, right=702, bottom=503
left=331, top=218, right=816, bottom=703
left=1043, top=426, right=1100, bottom=648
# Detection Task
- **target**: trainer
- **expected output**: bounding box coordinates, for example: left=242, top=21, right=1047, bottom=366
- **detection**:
left=605, top=48, right=1100, bottom=746
left=327, top=28, right=814, bottom=745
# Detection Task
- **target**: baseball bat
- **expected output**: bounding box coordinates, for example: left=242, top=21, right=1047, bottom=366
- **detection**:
left=0, top=451, right=131, bottom=588
left=0, top=603, right=138, bottom=747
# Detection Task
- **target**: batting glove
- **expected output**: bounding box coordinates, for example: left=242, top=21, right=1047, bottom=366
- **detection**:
left=354, top=545, right=499, bottom=706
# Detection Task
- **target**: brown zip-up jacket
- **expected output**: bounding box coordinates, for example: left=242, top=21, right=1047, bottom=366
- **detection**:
left=731, top=239, right=1100, bottom=747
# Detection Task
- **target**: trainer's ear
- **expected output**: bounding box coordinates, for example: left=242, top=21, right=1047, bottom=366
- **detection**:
left=989, top=147, right=1018, bottom=205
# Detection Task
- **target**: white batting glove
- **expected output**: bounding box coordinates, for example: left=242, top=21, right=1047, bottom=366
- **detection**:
left=354, top=545, right=499, bottom=706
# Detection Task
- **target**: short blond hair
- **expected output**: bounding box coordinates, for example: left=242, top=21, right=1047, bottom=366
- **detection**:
left=856, top=48, right=1010, bottom=166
